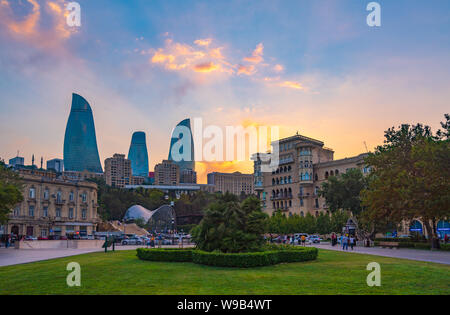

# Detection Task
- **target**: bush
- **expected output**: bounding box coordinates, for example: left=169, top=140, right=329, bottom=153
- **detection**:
left=192, top=247, right=318, bottom=268
left=192, top=250, right=279, bottom=268
left=413, top=243, right=431, bottom=250
left=277, top=248, right=318, bottom=263
left=440, top=243, right=450, bottom=251
left=137, top=248, right=192, bottom=262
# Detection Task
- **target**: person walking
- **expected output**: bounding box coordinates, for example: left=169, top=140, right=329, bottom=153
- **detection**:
left=342, top=234, right=348, bottom=250
left=301, top=235, right=306, bottom=246
left=350, top=235, right=355, bottom=250
left=445, top=234, right=449, bottom=244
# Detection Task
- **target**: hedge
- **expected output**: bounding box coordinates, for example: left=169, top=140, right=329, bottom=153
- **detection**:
left=192, top=247, right=318, bottom=268
left=136, top=248, right=192, bottom=262
left=137, top=247, right=318, bottom=268
left=192, top=250, right=279, bottom=268
left=441, top=244, right=450, bottom=251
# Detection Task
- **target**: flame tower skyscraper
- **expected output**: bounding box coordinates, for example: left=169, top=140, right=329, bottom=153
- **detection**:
left=63, top=93, right=103, bottom=173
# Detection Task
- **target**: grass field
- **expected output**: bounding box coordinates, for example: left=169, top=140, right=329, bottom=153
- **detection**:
left=0, top=249, right=448, bottom=295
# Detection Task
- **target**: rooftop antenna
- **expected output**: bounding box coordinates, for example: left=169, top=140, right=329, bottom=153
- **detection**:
left=363, top=141, right=369, bottom=153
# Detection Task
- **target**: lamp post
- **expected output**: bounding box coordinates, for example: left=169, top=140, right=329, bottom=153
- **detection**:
left=171, top=218, right=175, bottom=246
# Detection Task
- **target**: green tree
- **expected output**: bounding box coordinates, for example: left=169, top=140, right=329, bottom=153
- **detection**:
left=0, top=162, right=23, bottom=224
left=362, top=115, right=450, bottom=248
left=191, top=194, right=268, bottom=253
left=320, top=168, right=368, bottom=216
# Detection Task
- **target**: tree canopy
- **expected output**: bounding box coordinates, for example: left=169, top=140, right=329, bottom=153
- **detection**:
left=191, top=193, right=268, bottom=253
left=0, top=162, right=24, bottom=224
left=361, top=114, right=450, bottom=246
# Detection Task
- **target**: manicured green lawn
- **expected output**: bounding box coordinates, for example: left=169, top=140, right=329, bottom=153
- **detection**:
left=0, top=249, right=448, bottom=294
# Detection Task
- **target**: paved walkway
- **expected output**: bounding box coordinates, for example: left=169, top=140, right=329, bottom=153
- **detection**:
left=1, top=244, right=449, bottom=267
left=0, top=245, right=194, bottom=267
left=311, top=243, right=450, bottom=265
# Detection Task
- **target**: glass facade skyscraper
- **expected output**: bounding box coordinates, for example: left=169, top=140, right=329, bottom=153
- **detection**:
left=128, top=131, right=149, bottom=177
left=63, top=93, right=103, bottom=173
left=168, top=118, right=195, bottom=172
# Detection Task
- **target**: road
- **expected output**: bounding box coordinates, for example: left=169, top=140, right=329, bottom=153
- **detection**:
left=311, top=243, right=450, bottom=265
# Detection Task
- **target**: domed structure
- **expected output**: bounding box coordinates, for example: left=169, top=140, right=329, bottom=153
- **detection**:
left=123, top=205, right=176, bottom=232
left=123, top=205, right=153, bottom=222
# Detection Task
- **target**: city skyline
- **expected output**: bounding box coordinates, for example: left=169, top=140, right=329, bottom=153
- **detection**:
left=1, top=0, right=449, bottom=183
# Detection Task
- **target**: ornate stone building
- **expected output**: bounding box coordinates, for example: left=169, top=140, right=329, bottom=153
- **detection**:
left=253, top=134, right=368, bottom=217
left=4, top=171, right=100, bottom=238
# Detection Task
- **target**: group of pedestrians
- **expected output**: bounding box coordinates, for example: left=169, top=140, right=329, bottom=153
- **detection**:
left=341, top=234, right=356, bottom=250
left=330, top=232, right=356, bottom=250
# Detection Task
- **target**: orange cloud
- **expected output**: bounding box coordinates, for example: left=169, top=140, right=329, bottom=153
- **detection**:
left=278, top=81, right=304, bottom=90
left=193, top=62, right=219, bottom=73
left=194, top=38, right=212, bottom=47
left=1, top=0, right=40, bottom=36
left=243, top=43, right=264, bottom=64
left=237, top=64, right=255, bottom=76
left=0, top=0, right=77, bottom=49
left=273, top=64, right=284, bottom=73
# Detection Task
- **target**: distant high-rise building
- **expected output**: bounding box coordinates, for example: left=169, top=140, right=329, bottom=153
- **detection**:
left=63, top=93, right=103, bottom=173
left=168, top=118, right=195, bottom=173
left=8, top=156, right=24, bottom=168
left=47, top=158, right=64, bottom=173
left=154, top=160, right=179, bottom=186
left=104, top=154, right=131, bottom=188
left=127, top=131, right=149, bottom=177
left=180, top=168, right=197, bottom=184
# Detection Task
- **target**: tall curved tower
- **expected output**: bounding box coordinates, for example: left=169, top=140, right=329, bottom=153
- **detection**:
left=63, top=93, right=103, bottom=173
left=128, top=131, right=149, bottom=177
left=168, top=118, right=195, bottom=172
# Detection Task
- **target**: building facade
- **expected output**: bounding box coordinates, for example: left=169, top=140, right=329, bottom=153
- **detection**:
left=47, top=158, right=64, bottom=173
left=9, top=156, right=24, bottom=167
left=154, top=160, right=180, bottom=185
left=255, top=134, right=368, bottom=217
left=63, top=93, right=103, bottom=173
left=207, top=172, right=254, bottom=196
left=180, top=168, right=197, bottom=184
left=104, top=154, right=132, bottom=188
left=4, top=171, right=99, bottom=238
left=128, top=131, right=149, bottom=177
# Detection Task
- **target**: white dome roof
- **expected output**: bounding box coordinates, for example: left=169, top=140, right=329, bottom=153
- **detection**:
left=123, top=205, right=153, bottom=222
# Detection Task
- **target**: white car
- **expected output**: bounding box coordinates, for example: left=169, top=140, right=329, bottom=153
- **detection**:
left=307, top=235, right=321, bottom=244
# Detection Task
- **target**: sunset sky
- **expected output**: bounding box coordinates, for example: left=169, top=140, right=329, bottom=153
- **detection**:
left=1, top=0, right=449, bottom=183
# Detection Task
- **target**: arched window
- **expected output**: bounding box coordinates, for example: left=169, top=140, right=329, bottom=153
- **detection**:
left=289, top=200, right=292, bottom=207
left=272, top=178, right=275, bottom=186
left=288, top=176, right=292, bottom=183
left=315, top=173, right=318, bottom=181
left=325, top=171, right=329, bottom=179
left=300, top=211, right=304, bottom=217
left=330, top=170, right=334, bottom=176
left=335, top=169, right=339, bottom=175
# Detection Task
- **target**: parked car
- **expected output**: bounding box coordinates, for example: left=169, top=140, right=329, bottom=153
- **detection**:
left=121, top=237, right=142, bottom=245
left=24, top=235, right=37, bottom=241
left=307, top=235, right=321, bottom=244
left=38, top=236, right=49, bottom=240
